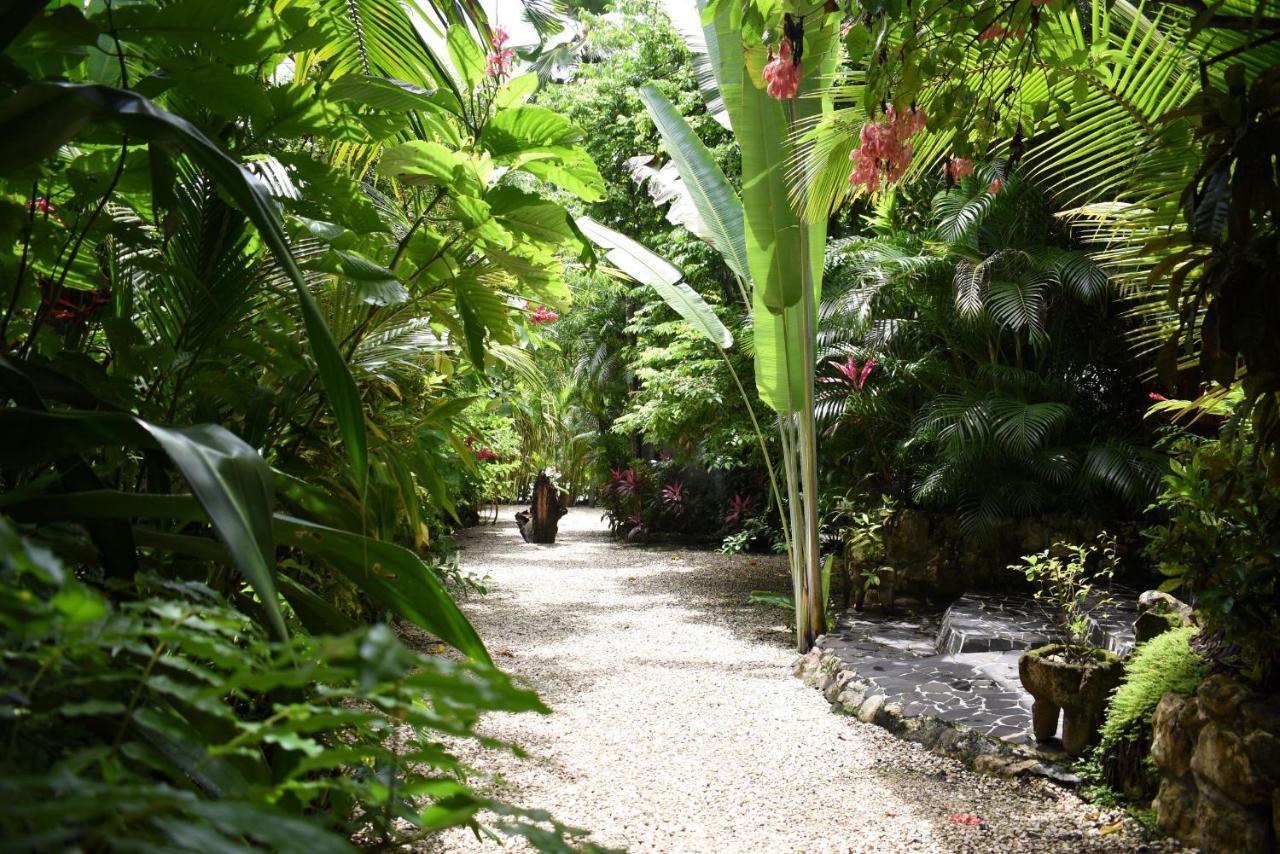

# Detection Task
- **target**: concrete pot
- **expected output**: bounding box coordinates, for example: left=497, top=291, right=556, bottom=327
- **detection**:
left=1018, top=643, right=1124, bottom=757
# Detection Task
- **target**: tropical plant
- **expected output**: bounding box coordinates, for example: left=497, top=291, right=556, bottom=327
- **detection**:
left=1, top=2, right=609, bottom=848
left=1144, top=408, right=1280, bottom=686
left=817, top=173, right=1161, bottom=532
left=1011, top=533, right=1120, bottom=662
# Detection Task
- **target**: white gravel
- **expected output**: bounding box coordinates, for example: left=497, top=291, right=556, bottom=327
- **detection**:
left=419, top=507, right=1159, bottom=853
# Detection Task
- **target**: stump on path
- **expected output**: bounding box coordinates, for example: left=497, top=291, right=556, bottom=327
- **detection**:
left=518, top=471, right=565, bottom=544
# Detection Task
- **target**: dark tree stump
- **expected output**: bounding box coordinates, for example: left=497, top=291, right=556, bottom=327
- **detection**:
left=522, top=471, right=564, bottom=544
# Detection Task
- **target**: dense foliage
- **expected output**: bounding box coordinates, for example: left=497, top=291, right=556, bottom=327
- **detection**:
left=0, top=0, right=608, bottom=848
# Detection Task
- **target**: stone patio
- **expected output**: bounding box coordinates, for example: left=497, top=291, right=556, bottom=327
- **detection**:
left=795, top=591, right=1138, bottom=779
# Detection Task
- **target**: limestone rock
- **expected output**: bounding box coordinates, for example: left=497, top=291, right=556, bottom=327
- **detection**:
left=1154, top=776, right=1199, bottom=845
left=857, top=693, right=885, bottom=724
left=1152, top=692, right=1195, bottom=777
left=1191, top=721, right=1270, bottom=807
left=1200, top=674, right=1251, bottom=718
left=1194, top=780, right=1273, bottom=854
left=1244, top=730, right=1280, bottom=788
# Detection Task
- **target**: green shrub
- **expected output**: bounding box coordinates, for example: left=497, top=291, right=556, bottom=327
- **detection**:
left=1144, top=414, right=1280, bottom=686
left=1089, top=627, right=1207, bottom=798
left=0, top=518, right=600, bottom=852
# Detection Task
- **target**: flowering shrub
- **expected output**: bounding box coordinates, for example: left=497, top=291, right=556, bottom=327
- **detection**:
left=847, top=106, right=926, bottom=193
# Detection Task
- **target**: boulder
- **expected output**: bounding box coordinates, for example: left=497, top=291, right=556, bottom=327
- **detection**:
left=1191, top=721, right=1270, bottom=806
left=1194, top=781, right=1274, bottom=854
left=1200, top=674, right=1252, bottom=718
left=1152, top=692, right=1196, bottom=777
left=1134, top=590, right=1194, bottom=643
left=1154, top=776, right=1199, bottom=844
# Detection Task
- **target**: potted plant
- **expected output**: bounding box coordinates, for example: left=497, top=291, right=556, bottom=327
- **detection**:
left=1012, top=534, right=1125, bottom=756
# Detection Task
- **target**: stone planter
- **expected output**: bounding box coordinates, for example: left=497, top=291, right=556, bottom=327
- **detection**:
left=1018, top=644, right=1124, bottom=756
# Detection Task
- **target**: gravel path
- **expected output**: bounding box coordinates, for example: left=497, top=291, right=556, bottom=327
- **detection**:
left=421, top=507, right=1157, bottom=853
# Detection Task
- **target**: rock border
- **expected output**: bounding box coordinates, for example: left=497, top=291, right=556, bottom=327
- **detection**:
left=794, top=646, right=1080, bottom=786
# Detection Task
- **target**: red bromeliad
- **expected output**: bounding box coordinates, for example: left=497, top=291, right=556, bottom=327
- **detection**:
left=725, top=494, right=753, bottom=524
left=826, top=355, right=875, bottom=390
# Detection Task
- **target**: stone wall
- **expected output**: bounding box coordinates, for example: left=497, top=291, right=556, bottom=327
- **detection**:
left=1151, top=674, right=1280, bottom=852
left=874, top=510, right=1106, bottom=599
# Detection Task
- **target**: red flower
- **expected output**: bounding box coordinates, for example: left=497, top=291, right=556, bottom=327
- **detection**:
left=475, top=447, right=498, bottom=462
left=848, top=106, right=926, bottom=193
left=949, top=813, right=982, bottom=826
left=1148, top=391, right=1167, bottom=402
left=25, top=197, right=59, bottom=221
left=486, top=26, right=515, bottom=80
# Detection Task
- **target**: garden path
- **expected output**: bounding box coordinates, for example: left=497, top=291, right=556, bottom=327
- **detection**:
left=420, top=508, right=1149, bottom=853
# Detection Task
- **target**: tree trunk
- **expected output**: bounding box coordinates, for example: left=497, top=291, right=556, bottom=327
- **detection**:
left=526, top=471, right=562, bottom=544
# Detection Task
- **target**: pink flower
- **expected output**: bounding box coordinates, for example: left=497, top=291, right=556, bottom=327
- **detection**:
left=528, top=304, right=559, bottom=325
left=25, top=197, right=60, bottom=222
left=486, top=26, right=515, bottom=80
left=949, top=813, right=982, bottom=826
left=475, top=447, right=499, bottom=462
left=847, top=106, right=926, bottom=192
left=763, top=39, right=803, bottom=100
left=944, top=157, right=974, bottom=183
left=1148, top=391, right=1167, bottom=402
left=986, top=178, right=1004, bottom=194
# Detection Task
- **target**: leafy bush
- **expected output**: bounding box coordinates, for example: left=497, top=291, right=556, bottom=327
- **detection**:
left=1009, top=534, right=1118, bottom=661
left=1144, top=415, right=1280, bottom=685
left=0, top=518, right=604, bottom=851
left=1088, top=627, right=1207, bottom=799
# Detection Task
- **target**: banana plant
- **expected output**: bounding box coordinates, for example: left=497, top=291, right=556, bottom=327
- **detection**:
left=632, top=1, right=841, bottom=649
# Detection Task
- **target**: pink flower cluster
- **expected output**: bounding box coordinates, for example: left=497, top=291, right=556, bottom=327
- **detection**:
left=528, top=304, right=559, bottom=325
left=848, top=106, right=926, bottom=193
left=763, top=39, right=803, bottom=100
left=978, top=23, right=1026, bottom=42
left=986, top=178, right=1004, bottom=194
left=486, top=26, right=514, bottom=80
left=475, top=447, right=499, bottom=462
left=943, top=157, right=975, bottom=184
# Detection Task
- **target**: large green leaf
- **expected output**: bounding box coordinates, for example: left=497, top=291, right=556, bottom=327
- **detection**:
left=0, top=410, right=284, bottom=639
left=0, top=82, right=368, bottom=485
left=5, top=487, right=487, bottom=660
left=576, top=216, right=732, bottom=349
left=273, top=515, right=490, bottom=663
left=637, top=85, right=748, bottom=282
